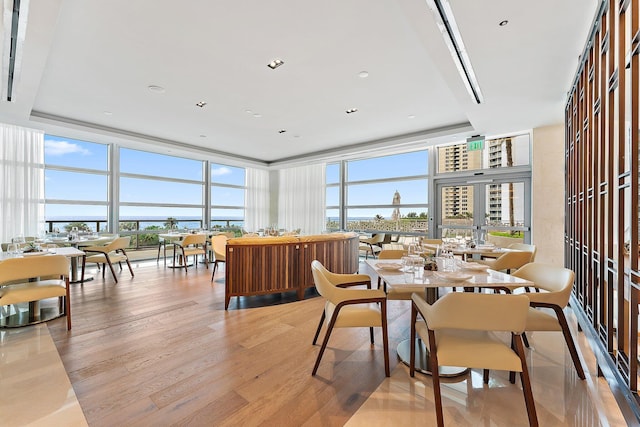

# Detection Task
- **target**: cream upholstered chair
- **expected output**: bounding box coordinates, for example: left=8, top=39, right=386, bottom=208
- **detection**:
left=311, top=260, right=389, bottom=377
left=359, top=233, right=385, bottom=259
left=511, top=263, right=586, bottom=380
left=376, top=249, right=408, bottom=291
left=508, top=243, right=537, bottom=262
left=0, top=255, right=72, bottom=330
left=410, top=292, right=537, bottom=427
left=475, top=250, right=532, bottom=273
left=81, top=236, right=134, bottom=283
left=173, top=234, right=207, bottom=273
left=210, top=235, right=228, bottom=280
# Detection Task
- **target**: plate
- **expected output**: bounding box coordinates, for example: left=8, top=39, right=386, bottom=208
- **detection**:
left=375, top=262, right=403, bottom=271
left=460, top=262, right=489, bottom=271
left=434, top=272, right=472, bottom=282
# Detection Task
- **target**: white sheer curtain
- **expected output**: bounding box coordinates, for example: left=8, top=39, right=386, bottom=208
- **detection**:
left=0, top=123, right=45, bottom=244
left=245, top=167, right=270, bottom=233
left=278, top=163, right=325, bottom=234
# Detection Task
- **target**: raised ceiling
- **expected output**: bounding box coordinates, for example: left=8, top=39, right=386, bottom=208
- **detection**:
left=0, top=0, right=598, bottom=165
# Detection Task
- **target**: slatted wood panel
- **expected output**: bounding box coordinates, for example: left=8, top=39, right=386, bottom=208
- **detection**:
left=565, top=0, right=640, bottom=410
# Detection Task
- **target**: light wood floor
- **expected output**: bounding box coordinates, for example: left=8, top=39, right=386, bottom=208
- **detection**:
left=47, top=258, right=408, bottom=426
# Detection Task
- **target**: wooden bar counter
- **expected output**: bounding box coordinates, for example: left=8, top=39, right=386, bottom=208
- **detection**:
left=224, top=232, right=359, bottom=309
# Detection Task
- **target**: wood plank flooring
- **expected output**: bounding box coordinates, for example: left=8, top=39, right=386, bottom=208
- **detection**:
left=47, top=258, right=408, bottom=426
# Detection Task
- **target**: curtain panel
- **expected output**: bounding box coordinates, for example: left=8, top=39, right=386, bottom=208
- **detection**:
left=278, top=163, right=325, bottom=234
left=244, top=167, right=270, bottom=233
left=0, top=123, right=45, bottom=244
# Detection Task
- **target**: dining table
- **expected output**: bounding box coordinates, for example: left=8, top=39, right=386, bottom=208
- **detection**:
left=158, top=232, right=213, bottom=267
left=365, top=257, right=532, bottom=376
left=0, top=247, right=86, bottom=327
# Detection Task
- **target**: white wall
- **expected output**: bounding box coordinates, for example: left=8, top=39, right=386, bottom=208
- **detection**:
left=532, top=124, right=566, bottom=266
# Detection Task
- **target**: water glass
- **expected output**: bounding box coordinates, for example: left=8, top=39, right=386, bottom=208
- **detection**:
left=46, top=244, right=57, bottom=254
left=7, top=243, right=18, bottom=256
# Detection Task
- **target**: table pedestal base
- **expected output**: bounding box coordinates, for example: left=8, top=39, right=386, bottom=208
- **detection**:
left=397, top=338, right=469, bottom=377
left=0, top=300, right=64, bottom=328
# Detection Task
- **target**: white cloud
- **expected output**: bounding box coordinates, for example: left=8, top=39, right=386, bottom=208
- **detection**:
left=211, top=166, right=232, bottom=176
left=45, top=140, right=91, bottom=156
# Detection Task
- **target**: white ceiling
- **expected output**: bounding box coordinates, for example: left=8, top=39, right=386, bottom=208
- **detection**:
left=0, top=0, right=598, bottom=166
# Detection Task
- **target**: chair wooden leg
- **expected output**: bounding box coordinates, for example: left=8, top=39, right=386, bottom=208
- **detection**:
left=211, top=261, right=218, bottom=281
left=182, top=248, right=188, bottom=273
left=64, top=278, right=71, bottom=330
left=514, top=334, right=538, bottom=426
left=369, top=327, right=374, bottom=344
left=522, top=331, right=530, bottom=348
left=483, top=369, right=490, bottom=384
left=554, top=309, right=586, bottom=380
left=409, top=304, right=418, bottom=377
left=381, top=301, right=390, bottom=377
left=312, top=311, right=340, bottom=376
left=428, top=330, right=444, bottom=427
left=312, top=310, right=326, bottom=345
left=124, top=257, right=134, bottom=277
left=157, top=240, right=162, bottom=263
left=80, top=255, right=86, bottom=284
left=105, top=258, right=118, bottom=283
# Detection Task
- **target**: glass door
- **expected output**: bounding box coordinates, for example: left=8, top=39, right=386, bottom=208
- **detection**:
left=435, top=177, right=531, bottom=246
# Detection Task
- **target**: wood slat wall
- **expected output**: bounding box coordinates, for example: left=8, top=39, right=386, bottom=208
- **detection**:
left=565, top=0, right=640, bottom=416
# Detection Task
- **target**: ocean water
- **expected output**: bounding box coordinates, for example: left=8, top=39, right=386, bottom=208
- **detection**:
left=45, top=216, right=244, bottom=231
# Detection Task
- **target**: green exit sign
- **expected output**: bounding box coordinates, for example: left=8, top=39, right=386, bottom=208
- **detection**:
left=466, top=136, right=485, bottom=151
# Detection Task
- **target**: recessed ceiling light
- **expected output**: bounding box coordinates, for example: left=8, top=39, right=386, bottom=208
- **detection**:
left=278, top=129, right=287, bottom=134
left=253, top=113, right=262, bottom=118
left=148, top=85, right=165, bottom=93
left=267, top=59, right=284, bottom=69
left=499, top=20, right=508, bottom=26
left=245, top=109, right=253, bottom=114
left=358, top=71, right=369, bottom=78
left=196, top=101, right=207, bottom=108
left=199, top=134, right=206, bottom=138
left=103, top=111, right=113, bottom=115
left=408, top=115, right=416, bottom=119
left=346, top=108, right=358, bottom=114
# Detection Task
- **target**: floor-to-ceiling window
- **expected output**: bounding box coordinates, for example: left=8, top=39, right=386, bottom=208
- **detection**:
left=119, top=148, right=205, bottom=248
left=210, top=163, right=245, bottom=235
left=44, top=135, right=109, bottom=233
left=326, top=150, right=430, bottom=234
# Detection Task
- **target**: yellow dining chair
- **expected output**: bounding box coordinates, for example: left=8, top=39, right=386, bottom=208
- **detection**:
left=173, top=234, right=208, bottom=273
left=410, top=292, right=537, bottom=427
left=210, top=235, right=228, bottom=280
left=0, top=255, right=72, bottom=330
left=359, top=233, right=385, bottom=259
left=475, top=250, right=532, bottom=273
left=511, top=263, right=586, bottom=380
left=508, top=243, right=537, bottom=262
left=81, top=236, right=134, bottom=283
left=311, top=260, right=389, bottom=377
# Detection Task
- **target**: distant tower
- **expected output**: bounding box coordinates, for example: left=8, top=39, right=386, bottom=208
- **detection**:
left=391, top=190, right=401, bottom=220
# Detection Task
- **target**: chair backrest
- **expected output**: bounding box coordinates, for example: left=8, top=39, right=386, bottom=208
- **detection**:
left=311, top=260, right=340, bottom=303
left=422, top=238, right=443, bottom=246
left=412, top=292, right=529, bottom=333
left=511, top=263, right=575, bottom=307
left=371, top=233, right=385, bottom=244
left=493, top=250, right=533, bottom=272
left=508, top=243, right=537, bottom=262
left=108, top=236, right=131, bottom=251
left=181, top=234, right=206, bottom=246
left=222, top=232, right=236, bottom=239
left=0, top=255, right=70, bottom=283
left=211, top=235, right=228, bottom=258
left=378, top=249, right=407, bottom=259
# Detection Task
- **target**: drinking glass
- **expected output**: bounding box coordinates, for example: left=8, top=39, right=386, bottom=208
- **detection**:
left=46, top=244, right=57, bottom=254
left=7, top=243, right=18, bottom=256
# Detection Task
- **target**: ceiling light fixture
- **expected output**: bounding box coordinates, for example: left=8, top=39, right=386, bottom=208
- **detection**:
left=196, top=101, right=207, bottom=108
left=253, top=113, right=262, bottom=118
left=103, top=111, right=113, bottom=115
left=148, top=85, right=166, bottom=93
left=278, top=129, right=287, bottom=134
left=2, top=0, right=28, bottom=101
left=408, top=115, right=416, bottom=119
left=346, top=108, right=358, bottom=114
left=425, top=0, right=483, bottom=104
left=499, top=20, right=509, bottom=27
left=267, top=59, right=284, bottom=69
left=358, top=71, right=369, bottom=78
